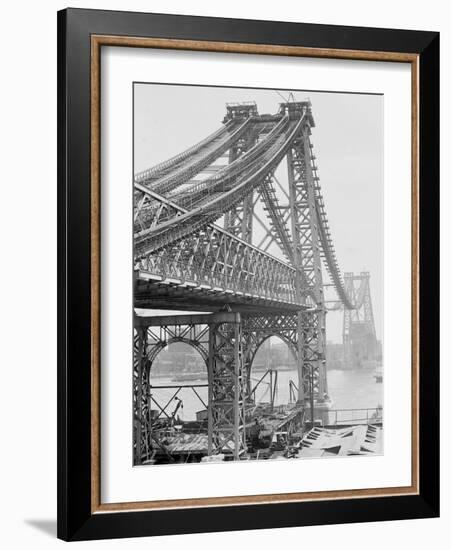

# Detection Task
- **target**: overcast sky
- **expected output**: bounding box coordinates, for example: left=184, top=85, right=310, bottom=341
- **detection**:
left=134, top=83, right=383, bottom=344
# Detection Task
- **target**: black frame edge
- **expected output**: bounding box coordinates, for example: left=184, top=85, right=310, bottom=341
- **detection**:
left=64, top=7, right=437, bottom=53
left=58, top=7, right=95, bottom=540
left=418, top=32, right=440, bottom=516
left=57, top=7, right=440, bottom=541
left=57, top=8, right=68, bottom=541
left=70, top=494, right=438, bottom=542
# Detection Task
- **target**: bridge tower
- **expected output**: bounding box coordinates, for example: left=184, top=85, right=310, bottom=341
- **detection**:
left=207, top=314, right=247, bottom=459
left=222, top=100, right=329, bottom=417
left=342, top=272, right=378, bottom=368
left=223, top=102, right=259, bottom=242
left=285, top=103, right=328, bottom=407
left=223, top=100, right=329, bottom=412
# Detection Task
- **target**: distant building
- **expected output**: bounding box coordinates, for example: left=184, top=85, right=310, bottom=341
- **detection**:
left=326, top=340, right=382, bottom=370
left=253, top=338, right=296, bottom=371
left=151, top=342, right=206, bottom=376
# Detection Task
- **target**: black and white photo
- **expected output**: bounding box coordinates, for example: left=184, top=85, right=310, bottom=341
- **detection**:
left=133, top=84, right=384, bottom=466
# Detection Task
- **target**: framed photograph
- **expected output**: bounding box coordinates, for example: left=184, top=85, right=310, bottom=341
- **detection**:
left=57, top=8, right=439, bottom=541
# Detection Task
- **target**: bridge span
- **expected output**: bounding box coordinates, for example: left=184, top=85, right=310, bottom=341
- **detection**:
left=133, top=100, right=378, bottom=464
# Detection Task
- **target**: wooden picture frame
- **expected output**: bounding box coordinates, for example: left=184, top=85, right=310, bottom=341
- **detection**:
left=57, top=7, right=439, bottom=541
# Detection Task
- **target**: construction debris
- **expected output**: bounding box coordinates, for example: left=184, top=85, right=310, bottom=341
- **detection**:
left=297, top=425, right=383, bottom=458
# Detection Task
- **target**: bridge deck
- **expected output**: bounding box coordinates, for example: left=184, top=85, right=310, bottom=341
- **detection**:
left=134, top=270, right=307, bottom=312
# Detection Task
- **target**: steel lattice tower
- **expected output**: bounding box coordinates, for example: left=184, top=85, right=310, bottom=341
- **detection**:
left=342, top=272, right=378, bottom=368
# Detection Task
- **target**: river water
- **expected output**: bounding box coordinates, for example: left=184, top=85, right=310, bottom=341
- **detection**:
left=150, top=367, right=383, bottom=421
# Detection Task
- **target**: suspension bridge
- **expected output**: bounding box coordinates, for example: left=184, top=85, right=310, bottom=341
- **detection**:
left=133, top=100, right=379, bottom=464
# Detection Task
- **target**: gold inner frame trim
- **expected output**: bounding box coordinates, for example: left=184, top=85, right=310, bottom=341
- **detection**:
left=90, top=34, right=420, bottom=514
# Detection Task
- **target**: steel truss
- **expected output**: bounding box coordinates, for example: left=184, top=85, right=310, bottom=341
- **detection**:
left=136, top=221, right=300, bottom=306
left=133, top=312, right=246, bottom=464
left=133, top=315, right=210, bottom=464
left=208, top=314, right=246, bottom=458
left=134, top=310, right=327, bottom=463
left=242, top=311, right=325, bottom=402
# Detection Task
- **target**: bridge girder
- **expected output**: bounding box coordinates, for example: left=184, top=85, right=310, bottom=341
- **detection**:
left=135, top=216, right=303, bottom=310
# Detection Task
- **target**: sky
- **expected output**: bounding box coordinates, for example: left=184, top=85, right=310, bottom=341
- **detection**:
left=134, top=83, right=384, bottom=344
